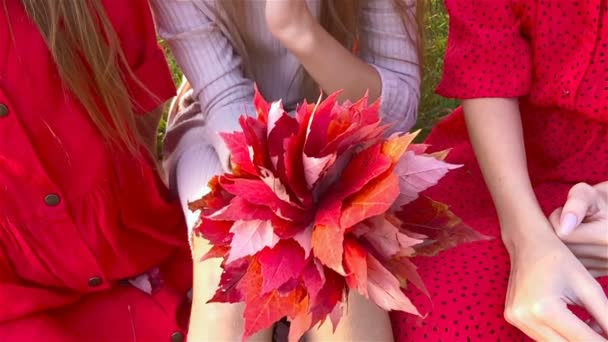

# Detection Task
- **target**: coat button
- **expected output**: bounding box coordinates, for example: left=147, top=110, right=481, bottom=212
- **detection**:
left=170, top=332, right=184, bottom=342
left=0, top=104, right=8, bottom=117
left=88, top=276, right=103, bottom=287
left=44, top=194, right=61, bottom=206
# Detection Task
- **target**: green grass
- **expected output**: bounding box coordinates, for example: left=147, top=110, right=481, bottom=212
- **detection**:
left=415, top=0, right=459, bottom=137
left=158, top=0, right=456, bottom=142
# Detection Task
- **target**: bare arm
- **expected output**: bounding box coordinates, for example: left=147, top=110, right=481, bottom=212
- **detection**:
left=462, top=98, right=549, bottom=245
left=463, top=98, right=608, bottom=341
left=268, top=6, right=382, bottom=102
left=266, top=0, right=420, bottom=133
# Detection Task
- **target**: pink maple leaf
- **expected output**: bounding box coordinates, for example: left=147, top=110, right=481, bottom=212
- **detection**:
left=227, top=220, right=279, bottom=263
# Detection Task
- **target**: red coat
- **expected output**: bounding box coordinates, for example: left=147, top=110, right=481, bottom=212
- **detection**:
left=0, top=1, right=192, bottom=341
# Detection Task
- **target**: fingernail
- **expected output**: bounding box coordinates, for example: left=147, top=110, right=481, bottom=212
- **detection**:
left=559, top=212, right=578, bottom=236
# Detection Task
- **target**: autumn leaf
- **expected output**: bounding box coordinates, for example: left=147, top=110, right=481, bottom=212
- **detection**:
left=366, top=254, right=420, bottom=315
left=237, top=258, right=263, bottom=300
left=266, top=100, right=284, bottom=133
left=343, top=238, right=368, bottom=297
left=193, top=88, right=483, bottom=337
left=392, top=151, right=460, bottom=208
left=337, top=144, right=392, bottom=197
left=267, top=114, right=298, bottom=163
left=253, top=85, right=271, bottom=122
left=240, top=115, right=270, bottom=169
left=309, top=268, right=345, bottom=324
left=304, top=91, right=340, bottom=156
left=189, top=176, right=233, bottom=216
left=195, top=219, right=232, bottom=245
left=200, top=245, right=230, bottom=263
left=293, top=225, right=313, bottom=258
left=302, top=259, right=326, bottom=301
left=210, top=258, right=249, bottom=303
left=221, top=132, right=258, bottom=176
left=398, top=197, right=491, bottom=256
left=219, top=177, right=306, bottom=222
left=385, top=257, right=430, bottom=298
left=340, top=171, right=400, bottom=229
left=288, top=297, right=313, bottom=342
left=360, top=216, right=422, bottom=260
left=242, top=287, right=306, bottom=340
left=312, top=223, right=345, bottom=275
left=302, top=153, right=336, bottom=188
left=283, top=124, right=312, bottom=206
left=227, top=220, right=279, bottom=263
left=328, top=301, right=345, bottom=333
left=258, top=240, right=307, bottom=294
left=382, top=131, right=419, bottom=163
left=207, top=197, right=274, bottom=222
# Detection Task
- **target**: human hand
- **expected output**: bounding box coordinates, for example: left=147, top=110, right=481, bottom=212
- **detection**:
left=503, top=218, right=608, bottom=341
left=549, top=182, right=608, bottom=277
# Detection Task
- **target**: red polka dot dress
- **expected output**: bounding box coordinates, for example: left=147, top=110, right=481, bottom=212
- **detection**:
left=391, top=0, right=608, bottom=340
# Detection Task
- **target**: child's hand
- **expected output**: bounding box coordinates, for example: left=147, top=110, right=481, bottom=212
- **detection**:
left=550, top=182, right=608, bottom=277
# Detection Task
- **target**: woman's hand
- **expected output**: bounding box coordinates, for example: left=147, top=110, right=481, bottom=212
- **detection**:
left=503, top=218, right=608, bottom=341
left=265, top=0, right=315, bottom=41
left=549, top=182, right=608, bottom=277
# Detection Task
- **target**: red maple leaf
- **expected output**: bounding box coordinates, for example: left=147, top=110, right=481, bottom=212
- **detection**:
left=189, top=176, right=233, bottom=216
left=200, top=245, right=230, bottom=263
left=239, top=260, right=306, bottom=340
left=209, top=258, right=249, bottom=303
left=340, top=171, right=400, bottom=229
left=366, top=253, right=419, bottom=315
left=309, top=268, right=345, bottom=325
left=311, top=223, right=345, bottom=275
left=219, top=176, right=306, bottom=222
left=343, top=238, right=368, bottom=297
left=193, top=88, right=486, bottom=339
left=397, top=197, right=491, bottom=256
left=301, top=259, right=326, bottom=300
left=240, top=115, right=270, bottom=169
left=194, top=219, right=232, bottom=245
left=208, top=197, right=275, bottom=222
left=221, top=132, right=258, bottom=176
left=258, top=239, right=307, bottom=294
left=304, top=92, right=340, bottom=156
left=392, top=151, right=461, bottom=207
left=227, top=220, right=279, bottom=263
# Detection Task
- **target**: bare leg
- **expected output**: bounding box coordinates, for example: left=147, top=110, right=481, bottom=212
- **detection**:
left=307, top=291, right=393, bottom=342
left=188, top=237, right=273, bottom=342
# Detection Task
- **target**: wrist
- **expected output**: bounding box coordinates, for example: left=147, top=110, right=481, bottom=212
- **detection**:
left=499, top=213, right=556, bottom=254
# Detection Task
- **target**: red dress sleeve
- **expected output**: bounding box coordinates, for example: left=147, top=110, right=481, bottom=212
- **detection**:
left=436, top=0, right=532, bottom=99
left=110, top=0, right=176, bottom=114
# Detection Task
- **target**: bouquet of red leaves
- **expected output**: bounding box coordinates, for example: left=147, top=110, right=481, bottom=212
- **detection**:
left=191, top=90, right=487, bottom=341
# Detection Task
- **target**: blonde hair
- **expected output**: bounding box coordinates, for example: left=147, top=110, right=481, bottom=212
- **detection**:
left=21, top=0, right=147, bottom=154
left=215, top=0, right=424, bottom=100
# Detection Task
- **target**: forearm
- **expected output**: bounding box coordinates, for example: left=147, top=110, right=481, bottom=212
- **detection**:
left=463, top=98, right=552, bottom=248
left=272, top=13, right=382, bottom=102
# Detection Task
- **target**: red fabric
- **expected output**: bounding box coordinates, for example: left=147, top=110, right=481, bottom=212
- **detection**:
left=0, top=1, right=192, bottom=341
left=392, top=0, right=608, bottom=340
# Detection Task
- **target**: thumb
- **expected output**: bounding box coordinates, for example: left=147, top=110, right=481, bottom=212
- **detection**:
left=558, top=183, right=599, bottom=237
